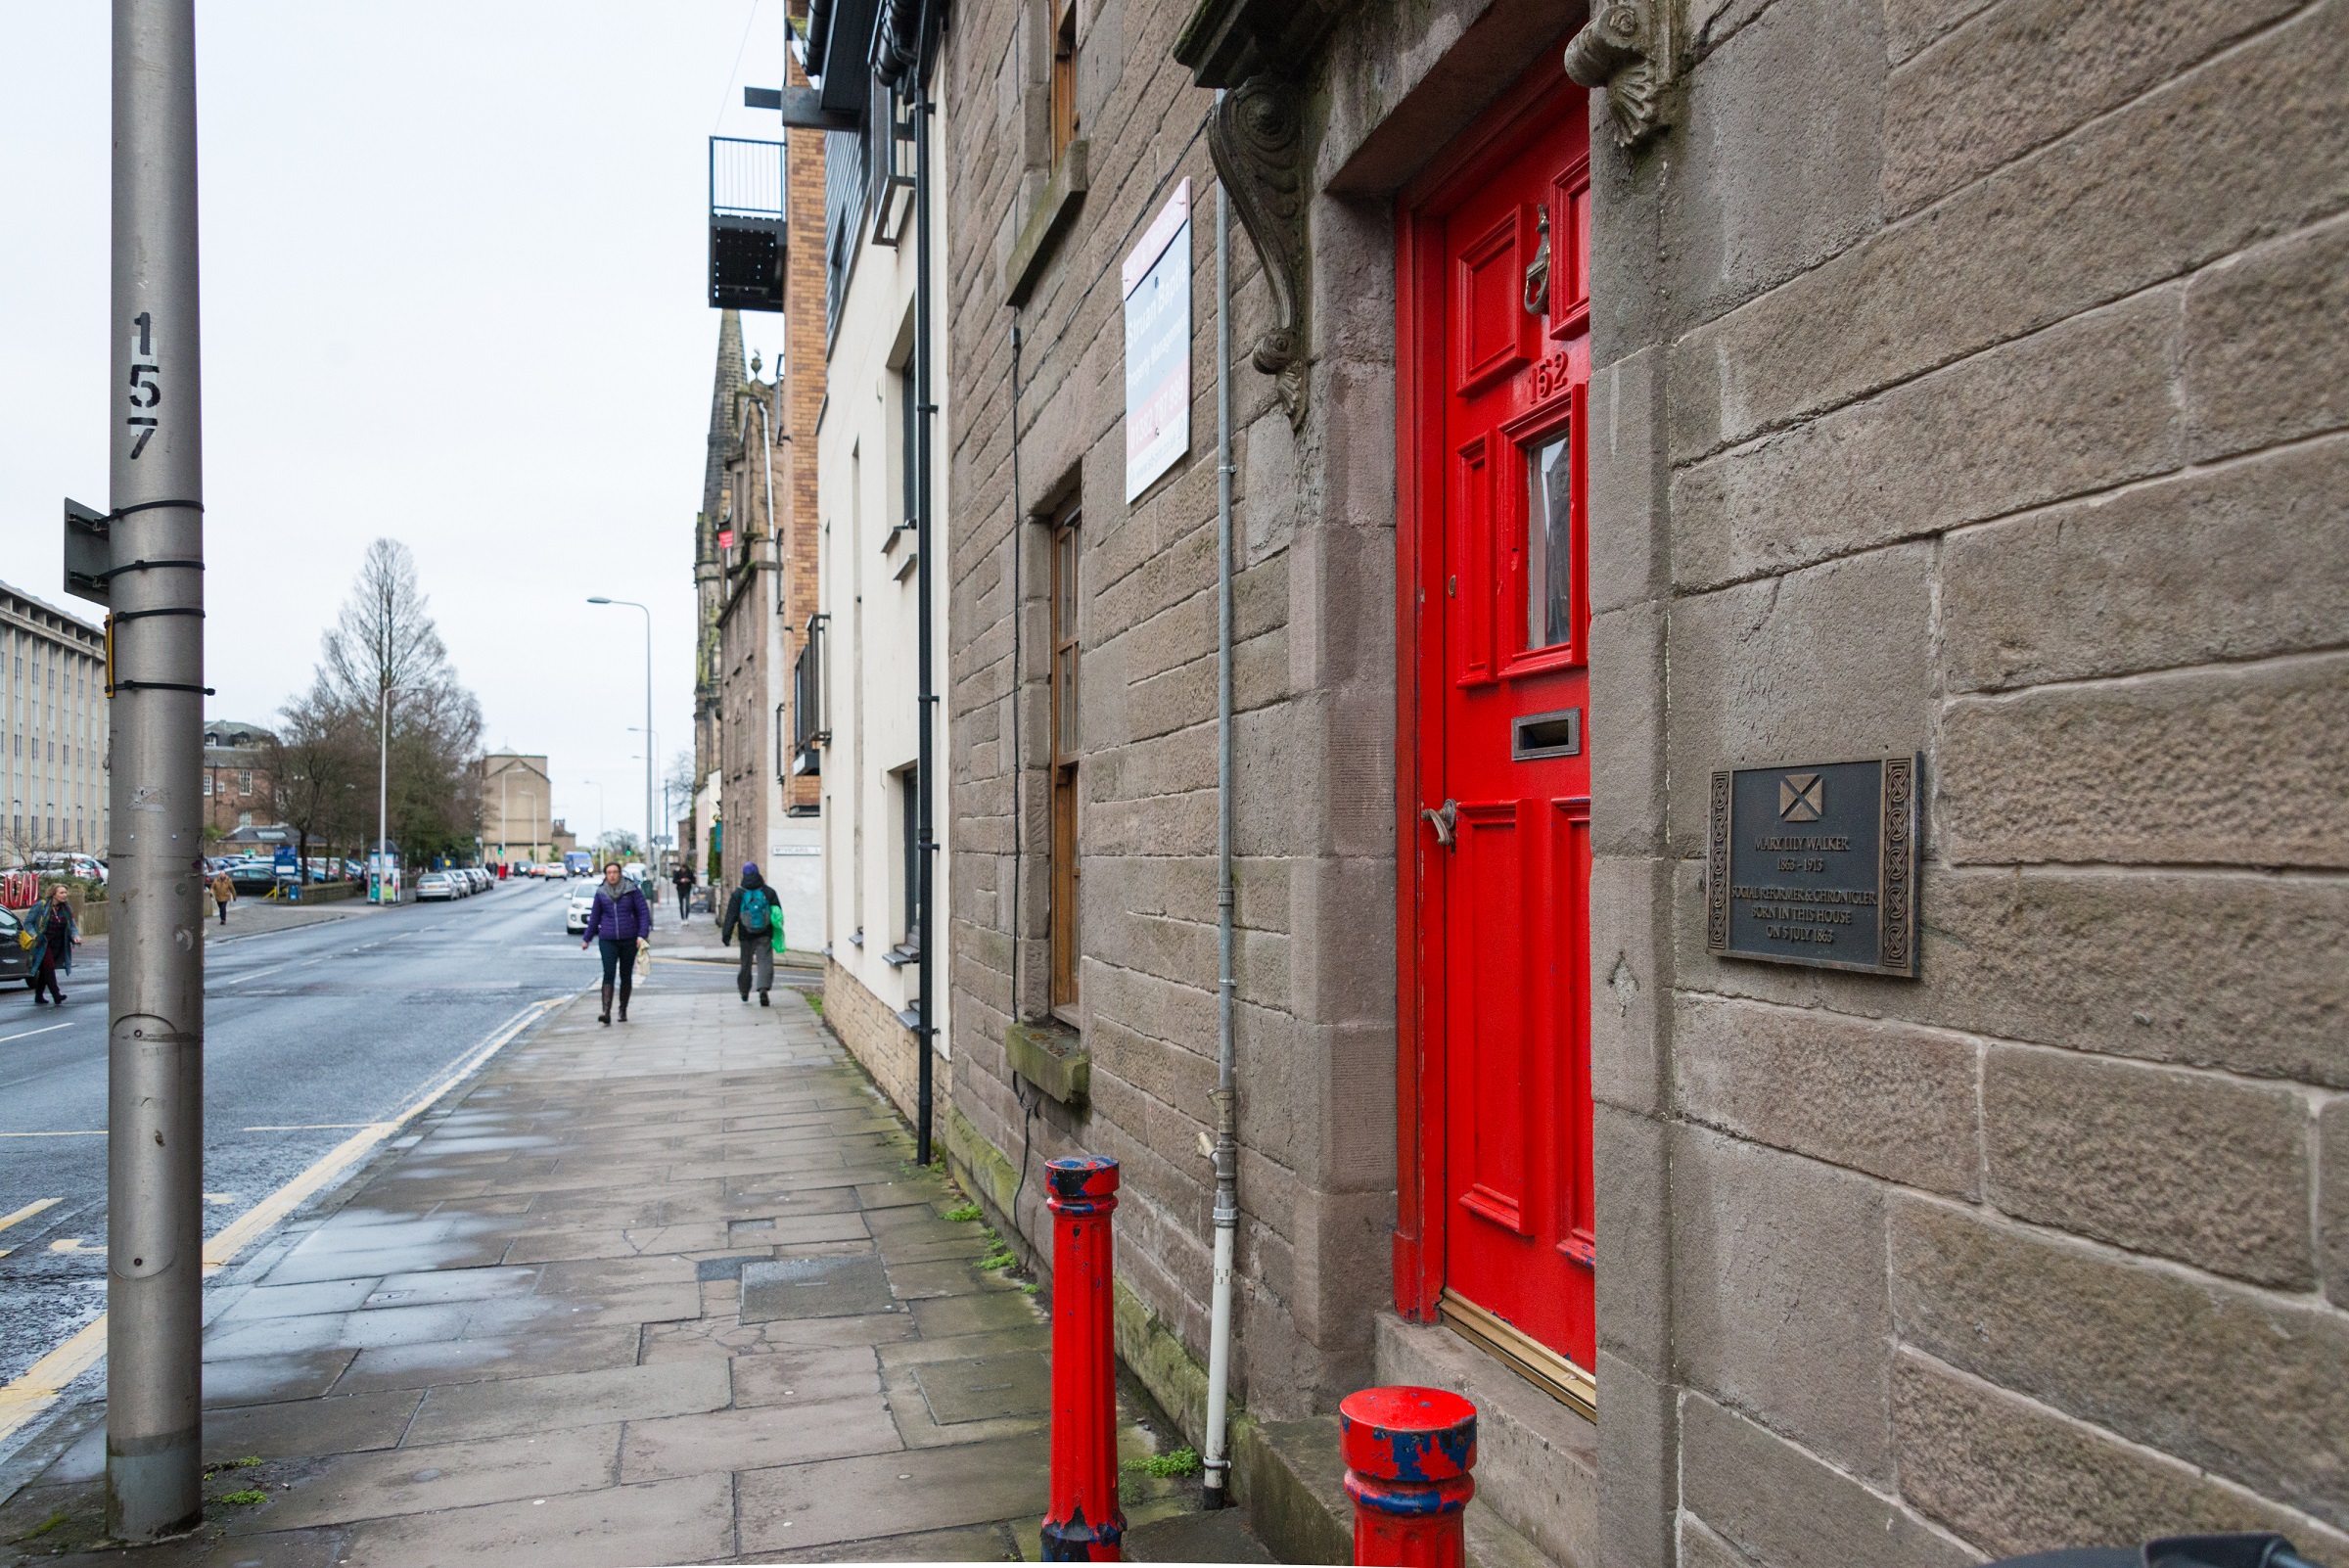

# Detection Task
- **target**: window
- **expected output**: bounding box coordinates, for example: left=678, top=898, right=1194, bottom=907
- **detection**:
left=1526, top=435, right=1571, bottom=650
left=239, top=769, right=253, bottom=797
left=204, top=772, right=213, bottom=797
left=1049, top=0, right=1079, bottom=166
left=1048, top=502, right=1082, bottom=1015
left=899, top=766, right=921, bottom=948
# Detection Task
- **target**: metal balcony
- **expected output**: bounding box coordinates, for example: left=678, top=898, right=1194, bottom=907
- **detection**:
left=710, top=136, right=786, bottom=311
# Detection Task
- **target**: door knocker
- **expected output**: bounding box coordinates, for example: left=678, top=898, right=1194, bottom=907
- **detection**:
left=1523, top=206, right=1551, bottom=317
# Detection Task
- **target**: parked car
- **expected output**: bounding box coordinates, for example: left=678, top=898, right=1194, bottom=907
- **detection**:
left=564, top=881, right=598, bottom=933
left=415, top=872, right=456, bottom=901
left=227, top=859, right=278, bottom=896
left=0, top=905, right=30, bottom=989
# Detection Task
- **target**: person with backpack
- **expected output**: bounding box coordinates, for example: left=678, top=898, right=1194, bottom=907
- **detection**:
left=719, top=861, right=782, bottom=1006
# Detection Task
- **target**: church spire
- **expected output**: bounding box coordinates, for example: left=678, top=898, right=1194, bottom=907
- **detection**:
left=702, top=308, right=746, bottom=526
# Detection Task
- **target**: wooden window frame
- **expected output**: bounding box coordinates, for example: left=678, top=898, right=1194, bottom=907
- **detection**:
left=1048, top=0, right=1079, bottom=167
left=1047, top=502, right=1082, bottom=1018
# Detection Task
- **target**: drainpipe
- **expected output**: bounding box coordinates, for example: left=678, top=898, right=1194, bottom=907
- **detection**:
left=912, top=18, right=938, bottom=1165
left=1202, top=158, right=1240, bottom=1512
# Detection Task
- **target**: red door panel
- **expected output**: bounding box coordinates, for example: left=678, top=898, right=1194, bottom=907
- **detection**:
left=1417, top=88, right=1596, bottom=1372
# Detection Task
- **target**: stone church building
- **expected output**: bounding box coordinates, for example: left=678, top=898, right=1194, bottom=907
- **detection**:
left=820, top=0, right=2343, bottom=1558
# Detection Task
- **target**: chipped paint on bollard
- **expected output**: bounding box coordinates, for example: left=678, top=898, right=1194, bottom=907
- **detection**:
left=1340, top=1385, right=1478, bottom=1568
left=1041, top=1155, right=1125, bottom=1561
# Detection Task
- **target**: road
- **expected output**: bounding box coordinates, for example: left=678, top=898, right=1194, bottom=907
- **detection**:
left=0, top=876, right=606, bottom=1394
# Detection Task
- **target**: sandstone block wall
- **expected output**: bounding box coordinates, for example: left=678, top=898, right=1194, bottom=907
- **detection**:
left=1593, top=0, right=2349, bottom=1557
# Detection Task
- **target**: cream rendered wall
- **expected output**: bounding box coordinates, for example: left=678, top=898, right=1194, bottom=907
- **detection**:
left=817, top=98, right=952, bottom=1090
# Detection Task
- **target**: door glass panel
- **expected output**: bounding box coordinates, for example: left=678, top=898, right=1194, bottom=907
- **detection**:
left=1526, top=435, right=1571, bottom=650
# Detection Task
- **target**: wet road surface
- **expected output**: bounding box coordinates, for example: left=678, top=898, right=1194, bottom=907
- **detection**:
left=0, top=877, right=608, bottom=1391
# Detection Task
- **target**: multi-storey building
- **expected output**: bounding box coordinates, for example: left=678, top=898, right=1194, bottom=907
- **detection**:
left=2, top=582, right=108, bottom=859
left=480, top=753, right=554, bottom=863
left=201, top=718, right=275, bottom=837
left=922, top=0, right=2349, bottom=1561
left=797, top=0, right=954, bottom=1135
left=692, top=159, right=825, bottom=947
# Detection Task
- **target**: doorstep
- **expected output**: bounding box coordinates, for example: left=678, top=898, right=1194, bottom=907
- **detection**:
left=1373, top=1312, right=1597, bottom=1568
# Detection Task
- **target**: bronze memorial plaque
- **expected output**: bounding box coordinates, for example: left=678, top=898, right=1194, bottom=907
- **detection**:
left=1706, top=755, right=1917, bottom=976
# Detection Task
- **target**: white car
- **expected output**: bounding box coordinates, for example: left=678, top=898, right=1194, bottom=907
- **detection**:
left=415, top=871, right=457, bottom=901
left=564, top=882, right=598, bottom=934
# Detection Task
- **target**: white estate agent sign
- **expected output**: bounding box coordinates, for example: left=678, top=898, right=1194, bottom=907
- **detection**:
left=1124, top=178, right=1192, bottom=501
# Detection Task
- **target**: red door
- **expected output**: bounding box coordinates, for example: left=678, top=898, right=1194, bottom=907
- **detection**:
left=1401, top=72, right=1594, bottom=1373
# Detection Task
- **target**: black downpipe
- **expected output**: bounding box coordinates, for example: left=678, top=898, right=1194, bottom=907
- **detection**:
left=912, top=9, right=938, bottom=1164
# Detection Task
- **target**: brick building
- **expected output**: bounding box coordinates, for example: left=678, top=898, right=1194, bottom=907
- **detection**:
left=906, top=0, right=2349, bottom=1561
left=691, top=98, right=826, bottom=951
left=1, top=583, right=108, bottom=858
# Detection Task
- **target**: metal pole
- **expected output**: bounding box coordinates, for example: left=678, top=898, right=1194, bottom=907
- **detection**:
left=1203, top=164, right=1240, bottom=1512
left=376, top=686, right=388, bottom=898
left=588, top=598, right=653, bottom=861
left=106, top=0, right=206, bottom=1537
left=913, top=51, right=937, bottom=1166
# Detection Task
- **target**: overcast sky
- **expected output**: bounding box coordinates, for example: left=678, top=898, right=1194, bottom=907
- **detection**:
left=1, top=3, right=798, bottom=851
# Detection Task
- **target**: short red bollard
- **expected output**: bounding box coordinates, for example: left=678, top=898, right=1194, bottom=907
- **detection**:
left=1340, top=1385, right=1478, bottom=1568
left=1041, top=1155, right=1125, bottom=1561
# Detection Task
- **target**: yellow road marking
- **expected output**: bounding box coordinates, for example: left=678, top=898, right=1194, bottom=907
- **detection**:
left=239, top=1124, right=374, bottom=1131
left=48, top=1238, right=91, bottom=1254
left=0, top=1198, right=61, bottom=1233
left=0, top=993, right=569, bottom=1450
left=0, top=1130, right=105, bottom=1138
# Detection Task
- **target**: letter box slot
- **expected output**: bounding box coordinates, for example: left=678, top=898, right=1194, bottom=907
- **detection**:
left=1511, top=708, right=1582, bottom=761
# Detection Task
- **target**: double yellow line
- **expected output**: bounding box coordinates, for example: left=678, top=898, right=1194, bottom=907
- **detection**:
left=0, top=993, right=568, bottom=1450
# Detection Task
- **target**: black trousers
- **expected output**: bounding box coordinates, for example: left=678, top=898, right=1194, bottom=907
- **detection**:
left=597, top=938, right=636, bottom=1000
left=32, top=959, right=64, bottom=1002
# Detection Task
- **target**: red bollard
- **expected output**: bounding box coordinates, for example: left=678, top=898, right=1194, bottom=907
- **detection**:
left=1340, top=1385, right=1478, bottom=1568
left=1042, top=1155, right=1125, bottom=1561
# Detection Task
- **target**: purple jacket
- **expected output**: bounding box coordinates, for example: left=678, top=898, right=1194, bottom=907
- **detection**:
left=584, top=882, right=653, bottom=944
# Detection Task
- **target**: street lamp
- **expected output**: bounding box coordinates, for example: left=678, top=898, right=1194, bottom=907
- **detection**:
left=374, top=681, right=419, bottom=902
left=629, top=725, right=658, bottom=867
left=588, top=597, right=653, bottom=872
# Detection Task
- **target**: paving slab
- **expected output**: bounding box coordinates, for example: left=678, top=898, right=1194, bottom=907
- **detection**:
left=237, top=1424, right=621, bottom=1531
left=201, top=1350, right=360, bottom=1409
left=740, top=1255, right=898, bottom=1321
left=335, top=1472, right=733, bottom=1568
left=734, top=1437, right=1052, bottom=1553
left=618, top=1397, right=903, bottom=1483
left=200, top=1391, right=425, bottom=1465
left=398, top=1358, right=729, bottom=1447
left=330, top=1326, right=641, bottom=1395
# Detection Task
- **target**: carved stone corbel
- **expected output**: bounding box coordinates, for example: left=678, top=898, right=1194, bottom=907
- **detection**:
left=1564, top=0, right=1674, bottom=151
left=1208, top=76, right=1310, bottom=427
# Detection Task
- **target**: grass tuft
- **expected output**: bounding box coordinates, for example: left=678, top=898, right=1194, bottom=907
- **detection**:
left=1126, top=1447, right=1203, bottom=1479
left=213, top=1489, right=269, bottom=1507
left=942, top=1202, right=983, bottom=1223
left=14, top=1511, right=70, bottom=1543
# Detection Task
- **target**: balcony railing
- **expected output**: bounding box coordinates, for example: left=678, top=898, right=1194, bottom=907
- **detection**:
left=792, top=614, right=828, bottom=775
left=709, top=136, right=786, bottom=311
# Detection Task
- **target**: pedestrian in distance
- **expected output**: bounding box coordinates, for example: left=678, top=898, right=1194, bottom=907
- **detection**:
left=209, top=867, right=234, bottom=926
left=672, top=862, right=695, bottom=922
left=580, top=861, right=654, bottom=1026
left=27, top=885, right=80, bottom=1005
left=719, top=861, right=782, bottom=1006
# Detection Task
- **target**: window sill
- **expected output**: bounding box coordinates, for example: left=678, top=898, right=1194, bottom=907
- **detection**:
left=883, top=942, right=921, bottom=968
left=1005, top=1019, right=1089, bottom=1109
left=1002, top=140, right=1089, bottom=306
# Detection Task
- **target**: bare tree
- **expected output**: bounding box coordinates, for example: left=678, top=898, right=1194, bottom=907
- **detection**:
left=314, top=540, right=484, bottom=870
left=267, top=678, right=369, bottom=882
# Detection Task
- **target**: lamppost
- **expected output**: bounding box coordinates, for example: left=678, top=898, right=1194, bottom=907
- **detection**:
left=628, top=725, right=658, bottom=867
left=588, top=597, right=653, bottom=869
left=374, top=682, right=417, bottom=902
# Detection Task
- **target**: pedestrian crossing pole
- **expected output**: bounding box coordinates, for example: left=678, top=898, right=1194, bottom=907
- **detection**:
left=103, top=0, right=208, bottom=1538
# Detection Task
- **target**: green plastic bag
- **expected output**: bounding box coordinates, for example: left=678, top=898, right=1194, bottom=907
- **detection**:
left=768, top=901, right=787, bottom=955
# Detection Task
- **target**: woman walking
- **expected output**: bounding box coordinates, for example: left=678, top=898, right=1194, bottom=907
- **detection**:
left=27, top=885, right=80, bottom=1005
left=579, top=862, right=653, bottom=1025
left=210, top=867, right=234, bottom=925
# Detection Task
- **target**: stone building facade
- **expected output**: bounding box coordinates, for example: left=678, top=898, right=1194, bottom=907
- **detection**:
left=200, top=717, right=273, bottom=840
left=923, top=0, right=2349, bottom=1561
left=2, top=584, right=108, bottom=858
left=479, top=753, right=553, bottom=863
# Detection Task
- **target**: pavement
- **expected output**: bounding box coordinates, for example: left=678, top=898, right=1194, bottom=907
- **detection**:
left=0, top=914, right=1261, bottom=1565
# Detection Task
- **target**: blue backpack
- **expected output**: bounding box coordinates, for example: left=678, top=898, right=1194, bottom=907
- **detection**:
left=739, top=889, right=770, bottom=935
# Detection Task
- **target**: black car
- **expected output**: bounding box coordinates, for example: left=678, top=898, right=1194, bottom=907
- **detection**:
left=0, top=905, right=32, bottom=988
